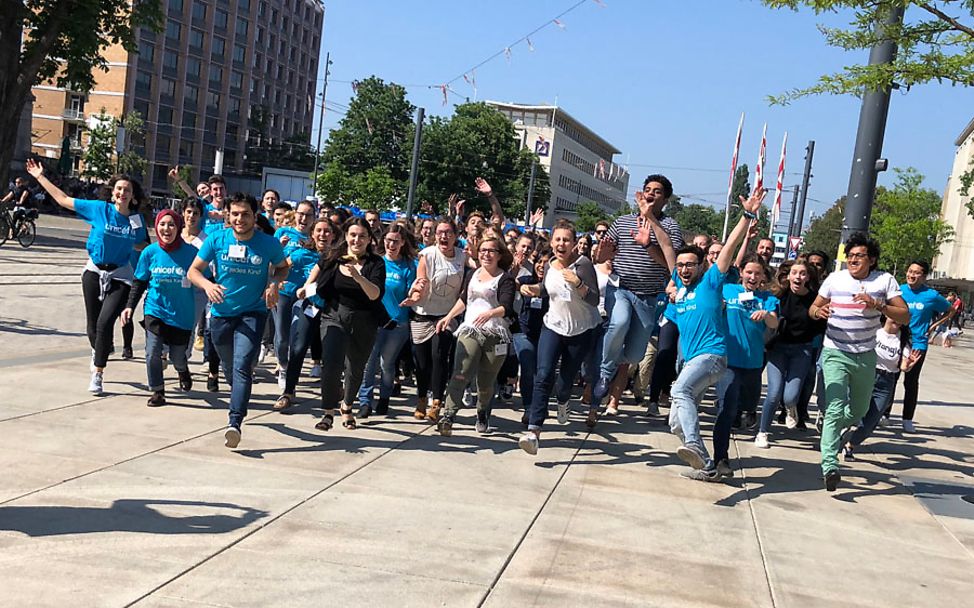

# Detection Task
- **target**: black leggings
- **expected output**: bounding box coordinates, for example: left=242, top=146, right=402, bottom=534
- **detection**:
left=81, top=270, right=131, bottom=368
left=900, top=349, right=927, bottom=421
left=649, top=321, right=679, bottom=402
left=320, top=306, right=379, bottom=410
left=413, top=330, right=455, bottom=402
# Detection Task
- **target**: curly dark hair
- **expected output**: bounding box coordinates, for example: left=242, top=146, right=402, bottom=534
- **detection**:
left=642, top=174, right=673, bottom=199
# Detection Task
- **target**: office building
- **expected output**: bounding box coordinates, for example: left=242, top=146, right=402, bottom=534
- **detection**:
left=933, top=117, right=974, bottom=286
left=486, top=101, right=630, bottom=227
left=29, top=0, right=324, bottom=196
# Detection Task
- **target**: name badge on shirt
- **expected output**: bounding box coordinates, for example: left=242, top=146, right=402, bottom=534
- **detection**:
left=129, top=214, right=143, bottom=229
left=529, top=297, right=543, bottom=309
left=739, top=291, right=755, bottom=302
left=228, top=244, right=247, bottom=260
left=553, top=282, right=572, bottom=302
left=676, top=287, right=687, bottom=301
left=304, top=282, right=317, bottom=297
left=494, top=343, right=509, bottom=356
left=181, top=276, right=192, bottom=288
left=305, top=304, right=320, bottom=318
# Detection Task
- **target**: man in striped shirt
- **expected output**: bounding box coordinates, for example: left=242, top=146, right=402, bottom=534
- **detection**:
left=809, top=233, right=909, bottom=491
left=593, top=175, right=681, bottom=402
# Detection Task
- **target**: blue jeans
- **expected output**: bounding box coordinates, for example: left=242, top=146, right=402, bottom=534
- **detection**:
left=210, top=311, right=267, bottom=428
left=272, top=292, right=297, bottom=368
left=513, top=332, right=537, bottom=411
left=528, top=326, right=595, bottom=429
left=283, top=300, right=320, bottom=394
left=759, top=342, right=815, bottom=433
left=668, top=353, right=725, bottom=467
left=599, top=286, right=658, bottom=381
left=145, top=329, right=189, bottom=391
left=582, top=319, right=607, bottom=386
left=714, top=366, right=762, bottom=461
left=849, top=369, right=899, bottom=447
left=358, top=322, right=410, bottom=406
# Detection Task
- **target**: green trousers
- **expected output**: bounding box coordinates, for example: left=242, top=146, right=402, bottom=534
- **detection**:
left=820, top=347, right=877, bottom=474
left=443, top=333, right=508, bottom=419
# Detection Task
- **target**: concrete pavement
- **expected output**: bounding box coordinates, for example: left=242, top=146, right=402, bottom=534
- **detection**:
left=1, top=215, right=973, bottom=607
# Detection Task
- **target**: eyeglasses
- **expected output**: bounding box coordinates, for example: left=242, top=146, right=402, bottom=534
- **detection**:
left=383, top=238, right=402, bottom=245
left=847, top=253, right=869, bottom=260
left=479, top=248, right=500, bottom=256
left=595, top=229, right=607, bottom=236
left=676, top=262, right=699, bottom=269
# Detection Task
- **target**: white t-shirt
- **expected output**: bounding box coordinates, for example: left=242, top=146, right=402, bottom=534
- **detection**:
left=875, top=328, right=910, bottom=373
left=819, top=269, right=901, bottom=354
left=414, top=245, right=467, bottom=317
left=543, top=260, right=601, bottom=337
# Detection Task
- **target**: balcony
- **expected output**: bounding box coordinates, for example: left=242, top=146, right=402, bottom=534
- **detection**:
left=62, top=108, right=85, bottom=122
left=68, top=138, right=82, bottom=152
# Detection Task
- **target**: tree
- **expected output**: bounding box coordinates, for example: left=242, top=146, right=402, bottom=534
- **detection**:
left=802, top=196, right=845, bottom=258
left=170, top=164, right=193, bottom=200
left=871, top=167, right=954, bottom=278
left=576, top=201, right=609, bottom=232
left=117, top=110, right=147, bottom=178
left=762, top=1, right=974, bottom=104
left=81, top=109, right=116, bottom=182
left=731, top=163, right=751, bottom=204
left=0, top=0, right=163, bottom=187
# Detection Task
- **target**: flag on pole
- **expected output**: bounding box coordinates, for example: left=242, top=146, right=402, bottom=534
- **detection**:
left=721, top=112, right=745, bottom=241
left=504, top=47, right=512, bottom=63
left=553, top=19, right=566, bottom=29
left=526, top=37, right=535, bottom=52
left=755, top=123, right=767, bottom=192
left=598, top=159, right=607, bottom=179
left=439, top=84, right=448, bottom=106
left=771, top=132, right=787, bottom=235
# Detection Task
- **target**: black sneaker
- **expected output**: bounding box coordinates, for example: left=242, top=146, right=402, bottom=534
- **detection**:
left=122, top=346, right=134, bottom=360
left=178, top=371, right=193, bottom=392
left=375, top=397, right=390, bottom=416
left=824, top=469, right=840, bottom=492
left=146, top=390, right=166, bottom=407
left=777, top=410, right=786, bottom=424
left=207, top=375, right=219, bottom=392
left=392, top=381, right=402, bottom=396
left=744, top=412, right=758, bottom=430
left=476, top=411, right=489, bottom=434
left=358, top=403, right=372, bottom=419
left=715, top=458, right=734, bottom=478
left=437, top=416, right=453, bottom=437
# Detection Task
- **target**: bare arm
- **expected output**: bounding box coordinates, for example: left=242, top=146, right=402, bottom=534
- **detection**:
left=25, top=159, right=74, bottom=211
left=168, top=167, right=196, bottom=198
left=189, top=257, right=225, bottom=303
left=736, top=220, right=758, bottom=268
left=475, top=177, right=504, bottom=229
left=719, top=187, right=766, bottom=274
left=809, top=294, right=832, bottom=321
left=882, top=295, right=910, bottom=325
left=401, top=255, right=429, bottom=306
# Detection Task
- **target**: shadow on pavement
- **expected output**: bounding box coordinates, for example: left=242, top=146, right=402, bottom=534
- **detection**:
left=0, top=499, right=268, bottom=537
left=0, top=317, right=86, bottom=337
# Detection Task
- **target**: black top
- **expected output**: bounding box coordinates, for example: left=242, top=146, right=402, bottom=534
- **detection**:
left=775, top=289, right=826, bottom=345
left=516, top=271, right=548, bottom=341
left=316, top=252, right=387, bottom=319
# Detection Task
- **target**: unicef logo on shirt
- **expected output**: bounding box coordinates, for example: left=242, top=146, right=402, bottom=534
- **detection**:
left=175, top=267, right=184, bottom=276
left=249, top=254, right=263, bottom=266
left=914, top=302, right=924, bottom=310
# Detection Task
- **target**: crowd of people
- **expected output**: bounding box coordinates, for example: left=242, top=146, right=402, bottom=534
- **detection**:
left=23, top=159, right=959, bottom=491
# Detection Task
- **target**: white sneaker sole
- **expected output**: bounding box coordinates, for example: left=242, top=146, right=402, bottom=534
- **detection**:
left=224, top=427, right=241, bottom=448
left=676, top=446, right=705, bottom=470
left=518, top=435, right=538, bottom=455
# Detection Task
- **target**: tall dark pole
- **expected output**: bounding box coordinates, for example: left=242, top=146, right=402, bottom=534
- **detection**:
left=841, top=6, right=904, bottom=242
left=311, top=51, right=331, bottom=197
left=794, top=140, right=815, bottom=237
left=787, top=184, right=800, bottom=239
left=405, top=107, right=425, bottom=220
left=524, top=158, right=537, bottom=225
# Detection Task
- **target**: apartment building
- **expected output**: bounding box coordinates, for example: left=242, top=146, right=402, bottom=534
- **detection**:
left=933, top=117, right=974, bottom=283
left=486, top=101, right=630, bottom=227
left=29, top=0, right=324, bottom=196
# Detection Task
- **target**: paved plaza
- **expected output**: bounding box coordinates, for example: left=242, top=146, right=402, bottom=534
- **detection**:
left=1, top=216, right=973, bottom=607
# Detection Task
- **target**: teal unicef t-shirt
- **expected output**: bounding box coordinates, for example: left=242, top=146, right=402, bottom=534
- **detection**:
left=901, top=283, right=951, bottom=351
left=74, top=199, right=148, bottom=266
left=673, top=264, right=729, bottom=360
left=282, top=246, right=319, bottom=297
left=202, top=202, right=225, bottom=235
left=723, top=284, right=778, bottom=369
left=382, top=256, right=418, bottom=323
left=273, top=226, right=306, bottom=256
left=197, top=229, right=286, bottom=317
left=135, top=242, right=200, bottom=330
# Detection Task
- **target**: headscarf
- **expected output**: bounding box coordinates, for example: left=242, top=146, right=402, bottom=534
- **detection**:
left=155, top=209, right=184, bottom=253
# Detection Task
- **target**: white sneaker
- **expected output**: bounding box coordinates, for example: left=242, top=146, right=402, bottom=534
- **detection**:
left=258, top=345, right=269, bottom=365
left=556, top=399, right=570, bottom=424
left=309, top=363, right=321, bottom=378
left=224, top=425, right=241, bottom=448
left=518, top=432, right=539, bottom=455
left=463, top=389, right=476, bottom=408
left=754, top=432, right=770, bottom=449
left=88, top=371, right=104, bottom=395
left=785, top=406, right=798, bottom=430
left=902, top=419, right=916, bottom=433
left=277, top=369, right=287, bottom=390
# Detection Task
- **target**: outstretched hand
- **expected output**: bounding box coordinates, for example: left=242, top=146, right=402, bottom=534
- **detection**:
left=474, top=177, right=493, bottom=197
left=25, top=159, right=43, bottom=179
left=168, top=166, right=180, bottom=181
left=740, top=186, right=767, bottom=215
left=529, top=208, right=544, bottom=227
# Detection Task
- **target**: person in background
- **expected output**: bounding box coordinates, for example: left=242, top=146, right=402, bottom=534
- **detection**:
left=692, top=233, right=711, bottom=251
left=419, top=218, right=437, bottom=248
left=260, top=189, right=281, bottom=228
left=755, top=237, right=775, bottom=265
left=364, top=208, right=383, bottom=241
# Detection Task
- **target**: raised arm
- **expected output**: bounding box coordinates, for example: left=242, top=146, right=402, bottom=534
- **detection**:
left=25, top=159, right=74, bottom=211
left=475, top=177, right=505, bottom=230
left=168, top=166, right=196, bottom=198
left=735, top=220, right=759, bottom=268
left=719, top=187, right=766, bottom=274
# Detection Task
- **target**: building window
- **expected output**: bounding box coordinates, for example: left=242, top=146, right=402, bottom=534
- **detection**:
left=211, top=36, right=225, bottom=57
left=226, top=124, right=238, bottom=138
left=166, top=19, right=181, bottom=41
left=258, top=1, right=266, bottom=17
left=239, top=0, right=250, bottom=11
left=135, top=70, right=152, bottom=92
left=163, top=50, right=178, bottom=71
left=233, top=44, right=246, bottom=63
left=209, top=66, right=223, bottom=85
left=186, top=57, right=201, bottom=78
left=155, top=134, right=172, bottom=157
left=137, top=40, right=154, bottom=63
left=230, top=70, right=243, bottom=90
left=214, top=9, right=228, bottom=29
left=158, top=106, right=174, bottom=125
left=184, top=84, right=198, bottom=103
left=256, top=26, right=264, bottom=44
left=192, top=0, right=206, bottom=21
left=205, top=117, right=219, bottom=133
left=236, top=16, right=249, bottom=36
left=189, top=28, right=204, bottom=50
left=228, top=97, right=241, bottom=119
left=160, top=77, right=176, bottom=97
left=179, top=140, right=195, bottom=161
left=168, top=0, right=183, bottom=13
left=206, top=91, right=220, bottom=111
left=183, top=113, right=197, bottom=128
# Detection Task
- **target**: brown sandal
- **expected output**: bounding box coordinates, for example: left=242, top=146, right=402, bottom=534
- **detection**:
left=413, top=398, right=428, bottom=420
left=315, top=412, right=334, bottom=431
left=426, top=399, right=441, bottom=421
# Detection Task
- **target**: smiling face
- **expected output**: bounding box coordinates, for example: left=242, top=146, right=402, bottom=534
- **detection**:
left=209, top=182, right=226, bottom=205
left=312, top=221, right=333, bottom=251
left=906, top=263, right=927, bottom=288
left=346, top=225, right=370, bottom=257
left=157, top=215, right=178, bottom=245
left=535, top=255, right=550, bottom=279
left=707, top=243, right=722, bottom=266
left=756, top=238, right=774, bottom=261
left=112, top=180, right=134, bottom=209
left=551, top=227, right=576, bottom=263
left=846, top=245, right=873, bottom=279
left=228, top=202, right=255, bottom=237
left=640, top=181, right=668, bottom=216
left=676, top=252, right=702, bottom=285
left=788, top=263, right=810, bottom=294
left=182, top=204, right=200, bottom=231
left=196, top=182, right=210, bottom=198
left=515, top=235, right=535, bottom=263
left=421, top=220, right=435, bottom=243
left=741, top=261, right=766, bottom=291
left=383, top=231, right=403, bottom=259
left=466, top=214, right=486, bottom=234
left=478, top=238, right=502, bottom=271
left=273, top=207, right=288, bottom=227
left=295, top=202, right=315, bottom=233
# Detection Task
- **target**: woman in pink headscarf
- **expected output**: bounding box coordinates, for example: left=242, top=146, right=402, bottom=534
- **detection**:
left=121, top=210, right=204, bottom=406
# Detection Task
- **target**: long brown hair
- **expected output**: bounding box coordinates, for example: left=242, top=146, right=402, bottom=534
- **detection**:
left=383, top=222, right=418, bottom=261
left=772, top=258, right=821, bottom=297
left=324, top=216, right=375, bottom=263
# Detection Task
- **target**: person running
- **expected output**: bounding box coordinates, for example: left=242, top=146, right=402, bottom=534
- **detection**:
left=401, top=218, right=468, bottom=421
left=200, top=175, right=229, bottom=235
left=435, top=236, right=516, bottom=436
left=518, top=221, right=602, bottom=453
left=593, top=175, right=681, bottom=403
left=809, top=232, right=910, bottom=491
left=897, top=261, right=955, bottom=432
left=121, top=210, right=199, bottom=406
left=25, top=159, right=148, bottom=395
left=713, top=253, right=778, bottom=475
left=668, top=187, right=764, bottom=481
left=312, top=217, right=385, bottom=431
left=273, top=218, right=338, bottom=412
left=755, top=258, right=826, bottom=448
left=179, top=196, right=208, bottom=354
left=188, top=193, right=289, bottom=448
left=357, top=223, right=418, bottom=418
left=842, top=317, right=919, bottom=460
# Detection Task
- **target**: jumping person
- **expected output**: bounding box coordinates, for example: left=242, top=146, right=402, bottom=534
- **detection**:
left=26, top=159, right=148, bottom=395
left=188, top=193, right=289, bottom=448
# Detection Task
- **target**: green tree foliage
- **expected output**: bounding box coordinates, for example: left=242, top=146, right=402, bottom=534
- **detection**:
left=731, top=163, right=751, bottom=204
left=0, top=0, right=163, bottom=186
left=417, top=102, right=549, bottom=219
left=762, top=1, right=974, bottom=104
left=575, top=201, right=609, bottom=232
left=670, top=202, right=725, bottom=241
left=117, top=110, right=147, bottom=178
left=802, top=196, right=846, bottom=259
left=81, top=110, right=117, bottom=182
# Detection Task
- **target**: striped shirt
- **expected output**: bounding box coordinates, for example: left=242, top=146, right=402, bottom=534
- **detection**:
left=606, top=213, right=683, bottom=296
left=819, top=269, right=901, bottom=354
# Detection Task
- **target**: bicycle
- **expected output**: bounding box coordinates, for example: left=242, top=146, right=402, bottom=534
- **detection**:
left=0, top=203, right=38, bottom=248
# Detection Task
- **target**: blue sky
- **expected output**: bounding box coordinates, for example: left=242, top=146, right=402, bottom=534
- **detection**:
left=311, top=0, right=972, bottom=226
